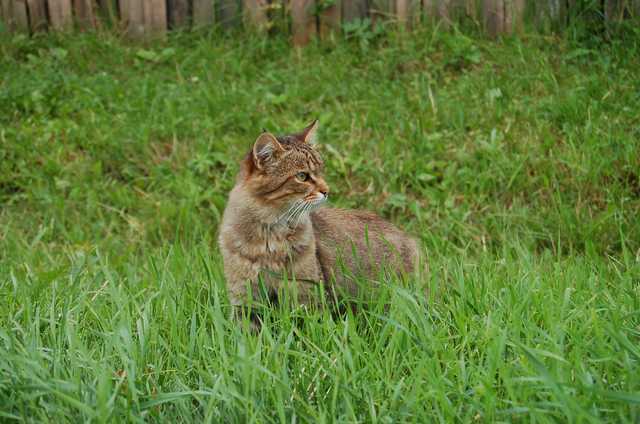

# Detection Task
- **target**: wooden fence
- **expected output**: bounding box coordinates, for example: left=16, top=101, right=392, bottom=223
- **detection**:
left=1, top=0, right=639, bottom=44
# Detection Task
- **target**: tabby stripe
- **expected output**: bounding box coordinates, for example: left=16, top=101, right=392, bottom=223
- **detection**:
left=260, top=177, right=291, bottom=196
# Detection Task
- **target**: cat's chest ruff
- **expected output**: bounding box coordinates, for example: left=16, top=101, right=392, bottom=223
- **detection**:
left=236, top=223, right=312, bottom=269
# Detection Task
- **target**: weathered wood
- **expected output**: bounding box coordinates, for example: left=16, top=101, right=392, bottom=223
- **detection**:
left=483, top=0, right=504, bottom=36
left=394, top=0, right=421, bottom=26
left=49, top=0, right=73, bottom=30
left=319, top=0, right=341, bottom=37
left=503, top=0, right=512, bottom=32
left=605, top=0, right=623, bottom=22
left=370, top=0, right=393, bottom=25
left=73, top=0, right=96, bottom=30
left=194, top=0, right=215, bottom=27
left=512, top=0, right=525, bottom=31
left=438, top=0, right=452, bottom=27
left=218, top=0, right=238, bottom=28
left=144, top=0, right=167, bottom=35
left=342, top=0, right=367, bottom=22
left=464, top=0, right=478, bottom=20
left=26, top=0, right=47, bottom=31
left=423, top=0, right=457, bottom=26
left=396, top=0, right=408, bottom=22
left=1, top=0, right=14, bottom=31
left=422, top=0, right=435, bottom=22
left=120, top=0, right=145, bottom=37
left=292, top=0, right=316, bottom=45
left=244, top=0, right=268, bottom=31
left=168, top=0, right=189, bottom=28
left=96, top=0, right=118, bottom=27
left=12, top=0, right=29, bottom=31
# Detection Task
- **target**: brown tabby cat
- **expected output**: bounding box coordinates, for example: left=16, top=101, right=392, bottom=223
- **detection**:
left=219, top=120, right=422, bottom=318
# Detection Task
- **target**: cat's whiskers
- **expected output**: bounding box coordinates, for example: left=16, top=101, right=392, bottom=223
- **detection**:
left=293, top=202, right=314, bottom=228
left=269, top=196, right=327, bottom=231
left=283, top=200, right=306, bottom=225
left=267, top=200, right=304, bottom=233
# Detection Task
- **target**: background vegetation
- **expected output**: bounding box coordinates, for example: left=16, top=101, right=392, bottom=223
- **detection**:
left=1, top=22, right=639, bottom=421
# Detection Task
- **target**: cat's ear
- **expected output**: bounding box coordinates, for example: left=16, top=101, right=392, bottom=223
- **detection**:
left=253, top=132, right=283, bottom=169
left=300, top=119, right=319, bottom=144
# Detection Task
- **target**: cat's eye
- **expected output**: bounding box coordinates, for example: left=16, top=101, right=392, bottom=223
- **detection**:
left=296, top=172, right=310, bottom=182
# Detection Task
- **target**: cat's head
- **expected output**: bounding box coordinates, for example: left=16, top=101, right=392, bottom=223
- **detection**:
left=240, top=120, right=329, bottom=220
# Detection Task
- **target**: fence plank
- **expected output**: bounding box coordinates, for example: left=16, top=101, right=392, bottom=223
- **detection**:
left=194, top=0, right=215, bottom=27
left=168, top=0, right=189, bottom=28
left=512, top=0, right=525, bottom=31
left=218, top=0, right=238, bottom=28
left=120, top=0, right=145, bottom=36
left=396, top=0, right=408, bottom=22
left=463, top=0, right=478, bottom=20
left=96, top=0, right=118, bottom=27
left=371, top=0, right=393, bottom=24
left=244, top=0, right=268, bottom=30
left=503, top=0, right=511, bottom=32
left=12, top=0, right=29, bottom=31
left=73, top=0, right=96, bottom=30
left=319, top=0, right=341, bottom=37
left=144, top=0, right=167, bottom=35
left=27, top=0, right=47, bottom=31
left=394, top=0, right=421, bottom=26
left=422, top=0, right=435, bottom=22
left=605, top=0, right=623, bottom=22
left=342, top=0, right=367, bottom=22
left=49, top=0, right=73, bottom=29
left=292, top=0, right=316, bottom=45
left=422, top=0, right=452, bottom=26
left=1, top=0, right=13, bottom=31
left=483, top=0, right=504, bottom=36
left=438, top=0, right=452, bottom=27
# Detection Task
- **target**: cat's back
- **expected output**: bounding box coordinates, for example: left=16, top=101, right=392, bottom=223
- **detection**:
left=310, top=208, right=419, bottom=278
left=311, top=208, right=400, bottom=239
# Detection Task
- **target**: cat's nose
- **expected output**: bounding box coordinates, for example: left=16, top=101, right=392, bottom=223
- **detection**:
left=317, top=180, right=329, bottom=197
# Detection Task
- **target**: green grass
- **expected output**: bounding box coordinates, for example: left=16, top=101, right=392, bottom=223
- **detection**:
left=1, top=26, right=639, bottom=422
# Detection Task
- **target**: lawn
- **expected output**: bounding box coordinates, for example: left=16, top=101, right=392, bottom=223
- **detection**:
left=1, top=25, right=639, bottom=422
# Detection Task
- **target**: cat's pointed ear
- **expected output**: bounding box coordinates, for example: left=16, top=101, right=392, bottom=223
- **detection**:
left=253, top=132, right=283, bottom=169
left=301, top=119, right=319, bottom=144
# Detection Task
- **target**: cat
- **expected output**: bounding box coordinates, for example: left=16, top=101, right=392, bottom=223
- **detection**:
left=218, top=120, right=423, bottom=321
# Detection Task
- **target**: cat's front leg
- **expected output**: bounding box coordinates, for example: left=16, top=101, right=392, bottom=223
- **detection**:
left=221, top=252, right=263, bottom=326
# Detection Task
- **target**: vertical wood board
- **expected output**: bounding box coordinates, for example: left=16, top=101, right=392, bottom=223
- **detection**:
left=217, top=0, right=238, bottom=28
left=319, top=0, right=341, bottom=36
left=292, top=0, right=316, bottom=45
left=96, top=0, right=118, bottom=27
left=49, top=0, right=73, bottom=29
left=244, top=0, right=268, bottom=30
left=27, top=0, right=47, bottom=31
left=121, top=0, right=145, bottom=36
left=168, top=0, right=189, bottom=28
left=13, top=0, right=29, bottom=31
left=342, top=0, right=367, bottom=22
left=73, top=0, right=96, bottom=30
left=145, top=0, right=167, bottom=34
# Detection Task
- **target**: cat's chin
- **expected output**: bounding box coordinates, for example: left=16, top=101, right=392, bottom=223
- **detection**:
left=305, top=197, right=327, bottom=210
